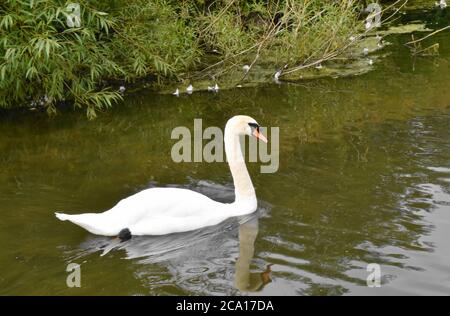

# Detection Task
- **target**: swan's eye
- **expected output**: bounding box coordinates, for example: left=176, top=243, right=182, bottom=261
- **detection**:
left=248, top=122, right=260, bottom=132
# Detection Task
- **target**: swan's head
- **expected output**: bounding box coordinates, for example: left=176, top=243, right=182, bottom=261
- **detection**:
left=226, top=115, right=268, bottom=143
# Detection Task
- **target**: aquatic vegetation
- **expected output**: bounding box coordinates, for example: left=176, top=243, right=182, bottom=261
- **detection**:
left=0, top=0, right=199, bottom=118
left=0, top=0, right=406, bottom=117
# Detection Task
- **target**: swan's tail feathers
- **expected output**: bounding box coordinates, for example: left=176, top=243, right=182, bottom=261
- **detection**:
left=55, top=212, right=70, bottom=221
left=54, top=212, right=115, bottom=236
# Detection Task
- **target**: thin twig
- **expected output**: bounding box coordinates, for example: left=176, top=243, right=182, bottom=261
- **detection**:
left=236, top=18, right=283, bottom=84
left=405, top=25, right=450, bottom=45
left=200, top=0, right=237, bottom=35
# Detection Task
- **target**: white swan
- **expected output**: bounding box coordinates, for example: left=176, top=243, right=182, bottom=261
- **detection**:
left=55, top=115, right=268, bottom=239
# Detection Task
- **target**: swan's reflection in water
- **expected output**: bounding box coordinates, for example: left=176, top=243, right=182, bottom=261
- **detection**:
left=234, top=217, right=272, bottom=292
left=70, top=212, right=271, bottom=293
left=67, top=181, right=272, bottom=294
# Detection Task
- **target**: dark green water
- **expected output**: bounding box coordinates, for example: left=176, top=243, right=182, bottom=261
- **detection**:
left=1, top=13, right=449, bottom=295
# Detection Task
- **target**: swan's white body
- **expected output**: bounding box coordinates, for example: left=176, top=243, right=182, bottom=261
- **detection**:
left=56, top=188, right=256, bottom=236
left=55, top=115, right=266, bottom=236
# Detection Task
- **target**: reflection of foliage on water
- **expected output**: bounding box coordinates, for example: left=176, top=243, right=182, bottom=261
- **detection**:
left=257, top=110, right=450, bottom=295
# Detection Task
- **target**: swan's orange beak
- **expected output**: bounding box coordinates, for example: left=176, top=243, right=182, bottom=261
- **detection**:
left=253, top=129, right=268, bottom=143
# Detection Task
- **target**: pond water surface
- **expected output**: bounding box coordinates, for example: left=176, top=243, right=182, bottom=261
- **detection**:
left=0, top=10, right=449, bottom=295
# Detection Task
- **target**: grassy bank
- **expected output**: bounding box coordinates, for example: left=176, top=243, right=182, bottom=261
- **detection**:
left=1, top=0, right=375, bottom=118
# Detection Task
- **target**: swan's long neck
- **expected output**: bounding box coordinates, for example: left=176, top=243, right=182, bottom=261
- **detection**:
left=224, top=126, right=256, bottom=203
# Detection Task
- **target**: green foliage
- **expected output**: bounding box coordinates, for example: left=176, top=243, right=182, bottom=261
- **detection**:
left=199, top=10, right=253, bottom=57
left=273, top=1, right=360, bottom=63
left=0, top=0, right=199, bottom=118
left=0, top=0, right=365, bottom=118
